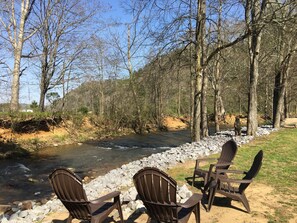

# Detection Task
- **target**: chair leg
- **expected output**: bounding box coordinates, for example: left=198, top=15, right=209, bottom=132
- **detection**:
left=193, top=203, right=200, bottom=223
left=207, top=182, right=217, bottom=212
left=240, top=193, right=251, bottom=213
left=117, top=200, right=124, bottom=223
left=66, top=214, right=73, bottom=223
left=192, top=173, right=196, bottom=186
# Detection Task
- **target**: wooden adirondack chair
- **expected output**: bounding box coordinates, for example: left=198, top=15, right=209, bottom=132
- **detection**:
left=133, top=167, right=202, bottom=223
left=192, top=139, right=238, bottom=187
left=207, top=150, right=263, bottom=213
left=49, top=168, right=124, bottom=223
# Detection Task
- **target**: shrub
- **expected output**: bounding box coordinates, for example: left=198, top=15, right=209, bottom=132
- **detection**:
left=78, top=106, right=88, bottom=115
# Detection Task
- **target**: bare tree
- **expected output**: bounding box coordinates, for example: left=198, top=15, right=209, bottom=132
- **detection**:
left=192, top=0, right=206, bottom=141
left=210, top=0, right=226, bottom=133
left=272, top=0, right=297, bottom=127
left=109, top=2, right=151, bottom=134
left=30, top=0, right=95, bottom=111
left=245, top=0, right=267, bottom=135
left=0, top=0, right=37, bottom=111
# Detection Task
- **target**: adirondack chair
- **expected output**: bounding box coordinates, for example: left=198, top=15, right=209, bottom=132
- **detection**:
left=207, top=150, right=263, bottom=213
left=133, top=167, right=202, bottom=223
left=192, top=139, right=238, bottom=187
left=49, top=168, right=124, bottom=223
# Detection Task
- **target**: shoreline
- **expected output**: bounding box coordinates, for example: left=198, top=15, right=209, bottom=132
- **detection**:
left=0, top=126, right=276, bottom=222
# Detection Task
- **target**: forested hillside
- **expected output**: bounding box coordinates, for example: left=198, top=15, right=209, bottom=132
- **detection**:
left=58, top=37, right=297, bottom=132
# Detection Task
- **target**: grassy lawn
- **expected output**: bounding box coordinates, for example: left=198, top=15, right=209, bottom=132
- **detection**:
left=167, top=128, right=297, bottom=222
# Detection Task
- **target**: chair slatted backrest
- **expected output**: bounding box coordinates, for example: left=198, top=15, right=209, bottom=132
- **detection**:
left=239, top=150, right=263, bottom=193
left=133, top=167, right=179, bottom=222
left=49, top=168, right=91, bottom=220
left=217, top=140, right=238, bottom=170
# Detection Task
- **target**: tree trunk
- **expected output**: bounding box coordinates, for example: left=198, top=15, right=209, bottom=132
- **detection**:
left=192, top=0, right=206, bottom=142
left=127, top=25, right=143, bottom=134
left=192, top=68, right=202, bottom=141
left=264, top=81, right=269, bottom=120
left=273, top=69, right=281, bottom=125
left=247, top=37, right=260, bottom=136
left=39, top=42, right=49, bottom=112
left=201, top=70, right=208, bottom=137
left=11, top=52, right=22, bottom=111
left=189, top=0, right=194, bottom=133
left=214, top=88, right=220, bottom=132
left=10, top=0, right=31, bottom=111
left=274, top=75, right=286, bottom=128
left=177, top=60, right=181, bottom=116
left=284, top=89, right=289, bottom=118
left=39, top=86, right=46, bottom=112
left=273, top=35, right=284, bottom=125
left=273, top=54, right=292, bottom=127
left=214, top=0, right=223, bottom=133
left=246, top=0, right=265, bottom=136
left=214, top=81, right=225, bottom=132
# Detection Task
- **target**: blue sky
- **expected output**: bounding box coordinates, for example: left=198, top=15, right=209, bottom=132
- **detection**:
left=14, top=0, right=130, bottom=106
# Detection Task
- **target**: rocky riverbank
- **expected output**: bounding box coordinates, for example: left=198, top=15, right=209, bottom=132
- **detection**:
left=0, top=126, right=276, bottom=223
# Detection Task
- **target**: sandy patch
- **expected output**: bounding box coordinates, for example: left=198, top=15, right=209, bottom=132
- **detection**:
left=162, top=116, right=188, bottom=130
left=282, top=118, right=297, bottom=127
left=0, top=125, right=68, bottom=142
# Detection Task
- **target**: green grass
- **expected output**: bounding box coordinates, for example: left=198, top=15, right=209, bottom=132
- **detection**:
left=234, top=128, right=297, bottom=193
left=168, top=128, right=297, bottom=222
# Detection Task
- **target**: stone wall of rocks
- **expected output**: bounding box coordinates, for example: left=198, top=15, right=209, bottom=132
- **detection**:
left=0, top=126, right=276, bottom=222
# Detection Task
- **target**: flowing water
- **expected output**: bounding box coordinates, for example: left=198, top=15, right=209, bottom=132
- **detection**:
left=0, top=126, right=228, bottom=204
left=0, top=130, right=193, bottom=204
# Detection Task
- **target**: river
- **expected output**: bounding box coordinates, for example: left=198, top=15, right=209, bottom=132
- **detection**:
left=0, top=127, right=227, bottom=205
left=0, top=129, right=194, bottom=204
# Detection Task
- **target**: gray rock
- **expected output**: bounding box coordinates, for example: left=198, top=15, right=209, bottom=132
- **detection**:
left=8, top=211, right=20, bottom=221
left=18, top=210, right=29, bottom=218
left=0, top=216, right=9, bottom=223
left=178, top=185, right=192, bottom=199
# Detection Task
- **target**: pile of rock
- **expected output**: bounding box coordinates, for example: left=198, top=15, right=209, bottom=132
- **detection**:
left=0, top=126, right=276, bottom=222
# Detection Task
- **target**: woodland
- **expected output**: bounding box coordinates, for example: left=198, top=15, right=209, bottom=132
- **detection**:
left=0, top=0, right=296, bottom=142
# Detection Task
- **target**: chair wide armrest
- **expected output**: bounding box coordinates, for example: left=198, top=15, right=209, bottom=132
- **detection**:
left=90, top=191, right=121, bottom=204
left=213, top=162, right=233, bottom=167
left=216, top=169, right=245, bottom=175
left=179, top=193, right=202, bottom=209
left=219, top=178, right=253, bottom=184
left=196, top=157, right=217, bottom=162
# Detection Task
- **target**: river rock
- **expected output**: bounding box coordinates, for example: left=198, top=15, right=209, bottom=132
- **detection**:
left=7, top=211, right=20, bottom=221
left=18, top=210, right=29, bottom=218
left=0, top=205, right=11, bottom=215
left=20, top=201, right=33, bottom=210
left=122, top=188, right=138, bottom=202
left=178, top=184, right=193, bottom=200
left=0, top=216, right=9, bottom=223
